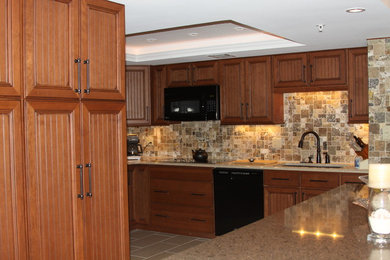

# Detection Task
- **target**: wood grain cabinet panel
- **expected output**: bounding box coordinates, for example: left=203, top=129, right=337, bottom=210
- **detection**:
left=348, top=47, right=369, bottom=123
left=220, top=57, right=283, bottom=124
left=301, top=172, right=339, bottom=189
left=130, top=166, right=150, bottom=225
left=126, top=66, right=151, bottom=126
left=301, top=188, right=327, bottom=201
left=151, top=65, right=169, bottom=125
left=264, top=187, right=299, bottom=216
left=82, top=101, right=129, bottom=260
left=273, top=49, right=347, bottom=92
left=167, top=61, right=218, bottom=87
left=0, top=100, right=26, bottom=259
left=25, top=100, right=83, bottom=260
left=80, top=0, right=125, bottom=100
left=24, top=0, right=80, bottom=99
left=0, top=0, right=22, bottom=97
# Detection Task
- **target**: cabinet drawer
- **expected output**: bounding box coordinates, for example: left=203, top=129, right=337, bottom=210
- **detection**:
left=264, top=170, right=300, bottom=187
left=151, top=179, right=213, bottom=207
left=301, top=172, right=339, bottom=189
left=150, top=204, right=214, bottom=234
left=340, top=173, right=365, bottom=185
left=149, top=166, right=213, bottom=182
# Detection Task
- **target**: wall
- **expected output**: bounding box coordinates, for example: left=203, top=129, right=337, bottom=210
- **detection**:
left=368, top=38, right=390, bottom=163
left=128, top=91, right=368, bottom=164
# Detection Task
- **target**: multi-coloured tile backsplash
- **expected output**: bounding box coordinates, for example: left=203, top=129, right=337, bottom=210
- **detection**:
left=367, top=38, right=390, bottom=163
left=128, top=91, right=368, bottom=164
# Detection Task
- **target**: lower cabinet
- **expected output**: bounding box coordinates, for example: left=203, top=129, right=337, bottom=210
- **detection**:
left=129, top=165, right=215, bottom=238
left=264, top=170, right=361, bottom=216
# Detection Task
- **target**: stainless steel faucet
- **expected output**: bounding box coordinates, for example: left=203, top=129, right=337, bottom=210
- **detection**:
left=298, top=131, right=321, bottom=163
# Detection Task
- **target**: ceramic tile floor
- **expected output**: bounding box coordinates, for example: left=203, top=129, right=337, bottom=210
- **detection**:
left=130, top=229, right=209, bottom=260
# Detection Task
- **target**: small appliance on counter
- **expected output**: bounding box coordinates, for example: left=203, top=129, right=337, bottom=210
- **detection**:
left=192, top=148, right=208, bottom=163
left=127, top=134, right=143, bottom=160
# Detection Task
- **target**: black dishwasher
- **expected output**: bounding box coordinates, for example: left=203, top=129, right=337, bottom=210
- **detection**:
left=213, top=168, right=264, bottom=236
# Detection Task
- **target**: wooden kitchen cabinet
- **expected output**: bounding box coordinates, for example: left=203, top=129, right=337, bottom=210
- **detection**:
left=148, top=165, right=215, bottom=238
left=130, top=166, right=151, bottom=227
left=264, top=187, right=299, bottom=216
left=220, top=57, right=283, bottom=124
left=126, top=66, right=151, bottom=126
left=0, top=100, right=27, bottom=259
left=0, top=0, right=22, bottom=97
left=25, top=100, right=129, bottom=260
left=273, top=49, right=347, bottom=92
left=24, top=0, right=125, bottom=100
left=167, top=61, right=218, bottom=87
left=348, top=47, right=369, bottom=123
left=151, top=65, right=169, bottom=125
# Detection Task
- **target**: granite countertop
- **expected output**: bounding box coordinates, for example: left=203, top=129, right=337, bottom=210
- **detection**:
left=165, top=184, right=386, bottom=260
left=128, top=157, right=368, bottom=174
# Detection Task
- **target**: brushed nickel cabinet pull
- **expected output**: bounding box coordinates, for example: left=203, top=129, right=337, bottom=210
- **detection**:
left=271, top=177, right=289, bottom=181
left=302, top=65, right=306, bottom=83
left=310, top=64, right=313, bottom=83
left=76, top=164, right=84, bottom=200
left=74, top=58, right=81, bottom=93
left=155, top=214, right=168, bottom=218
left=240, top=103, right=244, bottom=120
left=245, top=103, right=249, bottom=119
left=153, top=190, right=168, bottom=193
left=84, top=59, right=90, bottom=94
left=85, top=163, right=92, bottom=197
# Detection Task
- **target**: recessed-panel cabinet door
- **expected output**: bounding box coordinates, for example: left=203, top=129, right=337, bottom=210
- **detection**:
left=0, top=100, right=26, bottom=259
left=82, top=101, right=129, bottom=260
left=80, top=0, right=125, bottom=100
left=0, top=0, right=21, bottom=97
left=24, top=0, right=80, bottom=99
left=25, top=101, right=83, bottom=260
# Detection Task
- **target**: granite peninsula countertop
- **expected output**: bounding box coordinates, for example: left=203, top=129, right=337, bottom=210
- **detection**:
left=128, top=158, right=368, bottom=174
left=165, top=184, right=387, bottom=260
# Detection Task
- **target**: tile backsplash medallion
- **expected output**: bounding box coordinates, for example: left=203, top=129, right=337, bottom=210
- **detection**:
left=128, top=91, right=368, bottom=164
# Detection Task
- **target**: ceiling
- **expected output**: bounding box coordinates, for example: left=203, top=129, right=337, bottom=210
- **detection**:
left=111, top=0, right=390, bottom=65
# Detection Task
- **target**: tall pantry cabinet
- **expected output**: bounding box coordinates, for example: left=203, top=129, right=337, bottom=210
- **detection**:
left=0, top=0, right=130, bottom=259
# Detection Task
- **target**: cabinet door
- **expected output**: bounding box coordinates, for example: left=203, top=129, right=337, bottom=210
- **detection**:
left=348, top=48, right=368, bottom=123
left=273, top=53, right=308, bottom=88
left=245, top=56, right=282, bottom=124
left=0, top=0, right=22, bottom=97
left=219, top=59, right=246, bottom=124
left=82, top=101, right=129, bottom=260
left=80, top=0, right=125, bottom=100
left=0, top=100, right=26, bottom=259
left=192, top=61, right=219, bottom=86
left=309, top=49, right=347, bottom=87
left=264, top=187, right=299, bottom=216
left=151, top=66, right=169, bottom=125
left=25, top=100, right=83, bottom=260
left=167, top=63, right=192, bottom=87
left=132, top=166, right=150, bottom=224
left=126, top=66, right=151, bottom=126
left=301, top=189, right=327, bottom=201
left=24, top=0, right=80, bottom=99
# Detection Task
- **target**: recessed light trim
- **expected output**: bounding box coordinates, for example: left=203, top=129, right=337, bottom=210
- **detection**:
left=146, top=38, right=157, bottom=42
left=188, top=32, right=199, bottom=37
left=234, top=26, right=246, bottom=31
left=346, top=7, right=366, bottom=13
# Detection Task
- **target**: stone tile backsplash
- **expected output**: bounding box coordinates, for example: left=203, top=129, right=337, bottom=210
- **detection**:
left=128, top=91, right=368, bottom=164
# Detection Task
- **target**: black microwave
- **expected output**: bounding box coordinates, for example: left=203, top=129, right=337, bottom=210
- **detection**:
left=164, top=85, right=220, bottom=121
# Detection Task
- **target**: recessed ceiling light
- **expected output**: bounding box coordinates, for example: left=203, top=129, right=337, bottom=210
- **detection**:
left=188, top=32, right=199, bottom=37
left=346, top=7, right=366, bottom=13
left=234, top=26, right=246, bottom=31
left=146, top=38, right=157, bottom=42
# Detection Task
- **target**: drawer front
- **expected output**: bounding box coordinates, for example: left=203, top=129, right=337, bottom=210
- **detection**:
left=150, top=205, right=214, bottom=234
left=151, top=179, right=213, bottom=207
left=340, top=173, right=365, bottom=184
left=301, top=172, right=339, bottom=189
left=149, top=166, right=213, bottom=182
left=264, top=170, right=300, bottom=187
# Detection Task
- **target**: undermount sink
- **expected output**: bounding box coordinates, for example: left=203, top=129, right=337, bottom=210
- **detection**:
left=280, top=162, right=345, bottom=168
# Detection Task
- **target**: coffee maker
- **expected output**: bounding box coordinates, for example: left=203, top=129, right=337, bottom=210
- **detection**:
left=127, top=134, right=143, bottom=157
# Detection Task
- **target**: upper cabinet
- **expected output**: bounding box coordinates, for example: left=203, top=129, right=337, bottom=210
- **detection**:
left=151, top=66, right=170, bottom=125
left=219, top=57, right=283, bottom=125
left=348, top=47, right=368, bottom=123
left=167, top=61, right=218, bottom=87
left=273, top=49, right=347, bottom=92
left=24, top=0, right=125, bottom=100
left=126, top=66, right=151, bottom=126
left=0, top=0, right=22, bottom=97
